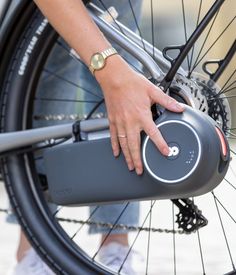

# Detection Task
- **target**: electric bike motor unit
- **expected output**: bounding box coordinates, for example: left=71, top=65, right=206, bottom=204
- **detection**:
left=44, top=105, right=230, bottom=206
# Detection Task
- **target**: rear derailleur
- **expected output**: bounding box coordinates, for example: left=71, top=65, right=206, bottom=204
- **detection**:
left=172, top=198, right=208, bottom=233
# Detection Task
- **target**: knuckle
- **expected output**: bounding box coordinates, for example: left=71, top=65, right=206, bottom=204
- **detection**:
left=108, top=116, right=116, bottom=125
left=147, top=86, right=155, bottom=95
left=166, top=96, right=175, bottom=106
left=128, top=138, right=137, bottom=149
left=110, top=133, right=117, bottom=140
left=147, top=127, right=157, bottom=137
left=119, top=138, right=128, bottom=146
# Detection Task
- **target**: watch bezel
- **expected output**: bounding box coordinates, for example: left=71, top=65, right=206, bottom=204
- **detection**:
left=91, top=52, right=105, bottom=70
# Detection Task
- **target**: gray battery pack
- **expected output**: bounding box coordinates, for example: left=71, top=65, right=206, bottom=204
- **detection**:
left=44, top=106, right=229, bottom=206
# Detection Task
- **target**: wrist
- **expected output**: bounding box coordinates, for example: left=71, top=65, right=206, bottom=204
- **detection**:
left=94, top=54, right=129, bottom=86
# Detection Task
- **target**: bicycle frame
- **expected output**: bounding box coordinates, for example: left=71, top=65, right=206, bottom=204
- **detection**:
left=0, top=0, right=234, bottom=156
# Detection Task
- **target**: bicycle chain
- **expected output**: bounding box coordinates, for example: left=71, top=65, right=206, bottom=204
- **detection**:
left=0, top=208, right=187, bottom=235
left=34, top=112, right=106, bottom=121
left=56, top=217, right=187, bottom=234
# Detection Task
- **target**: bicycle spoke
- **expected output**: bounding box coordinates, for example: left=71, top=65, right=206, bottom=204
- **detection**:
left=86, top=99, right=105, bottom=119
left=92, top=202, right=130, bottom=260
left=196, top=229, right=206, bottom=275
left=181, top=0, right=191, bottom=72
left=145, top=200, right=153, bottom=275
left=52, top=206, right=63, bottom=217
left=207, top=95, right=236, bottom=102
left=189, top=0, right=203, bottom=71
left=213, top=194, right=236, bottom=224
left=189, top=7, right=220, bottom=75
left=150, top=0, right=155, bottom=59
left=118, top=201, right=156, bottom=273
left=70, top=206, right=100, bottom=240
left=221, top=81, right=236, bottom=93
left=128, top=0, right=147, bottom=52
left=43, top=68, right=103, bottom=99
left=193, top=198, right=206, bottom=275
left=55, top=40, right=86, bottom=67
left=218, top=69, right=236, bottom=96
left=222, top=87, right=236, bottom=94
left=230, top=149, right=236, bottom=155
left=191, top=16, right=236, bottom=73
left=212, top=192, right=236, bottom=270
left=97, top=0, right=125, bottom=35
left=226, top=131, right=236, bottom=139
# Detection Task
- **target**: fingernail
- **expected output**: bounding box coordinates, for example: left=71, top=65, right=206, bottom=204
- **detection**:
left=163, top=147, right=169, bottom=156
left=136, top=168, right=143, bottom=175
left=174, top=102, right=184, bottom=111
left=113, top=150, right=119, bottom=157
left=128, top=164, right=134, bottom=171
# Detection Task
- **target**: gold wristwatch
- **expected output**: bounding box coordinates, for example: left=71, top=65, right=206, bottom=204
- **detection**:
left=89, top=47, right=118, bottom=74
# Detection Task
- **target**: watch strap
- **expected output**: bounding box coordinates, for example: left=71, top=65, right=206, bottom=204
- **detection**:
left=101, top=47, right=117, bottom=59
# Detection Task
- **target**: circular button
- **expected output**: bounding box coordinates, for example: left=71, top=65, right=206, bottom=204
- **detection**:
left=167, top=143, right=180, bottom=160
left=142, top=120, right=201, bottom=184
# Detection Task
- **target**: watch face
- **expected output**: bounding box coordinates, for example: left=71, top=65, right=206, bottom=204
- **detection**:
left=91, top=53, right=105, bottom=70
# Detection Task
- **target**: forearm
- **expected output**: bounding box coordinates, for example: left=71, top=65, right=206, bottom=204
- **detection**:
left=34, top=0, right=184, bottom=175
left=34, top=0, right=110, bottom=66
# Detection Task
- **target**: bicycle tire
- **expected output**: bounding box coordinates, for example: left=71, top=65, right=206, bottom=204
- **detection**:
left=0, top=3, right=105, bottom=275
left=0, top=1, right=235, bottom=275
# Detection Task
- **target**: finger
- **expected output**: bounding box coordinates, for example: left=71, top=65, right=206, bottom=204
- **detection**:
left=126, top=129, right=143, bottom=175
left=110, top=124, right=120, bottom=157
left=118, top=131, right=135, bottom=171
left=150, top=87, right=185, bottom=113
left=144, top=118, right=169, bottom=156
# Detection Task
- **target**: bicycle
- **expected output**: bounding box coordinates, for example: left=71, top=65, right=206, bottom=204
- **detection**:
left=0, top=0, right=235, bottom=274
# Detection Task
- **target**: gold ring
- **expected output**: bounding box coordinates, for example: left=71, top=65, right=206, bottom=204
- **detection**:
left=118, top=134, right=127, bottom=138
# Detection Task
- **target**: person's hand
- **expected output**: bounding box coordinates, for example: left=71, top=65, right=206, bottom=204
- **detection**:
left=96, top=56, right=184, bottom=175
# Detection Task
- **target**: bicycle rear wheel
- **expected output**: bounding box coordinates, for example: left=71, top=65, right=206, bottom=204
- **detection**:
left=0, top=1, right=235, bottom=274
